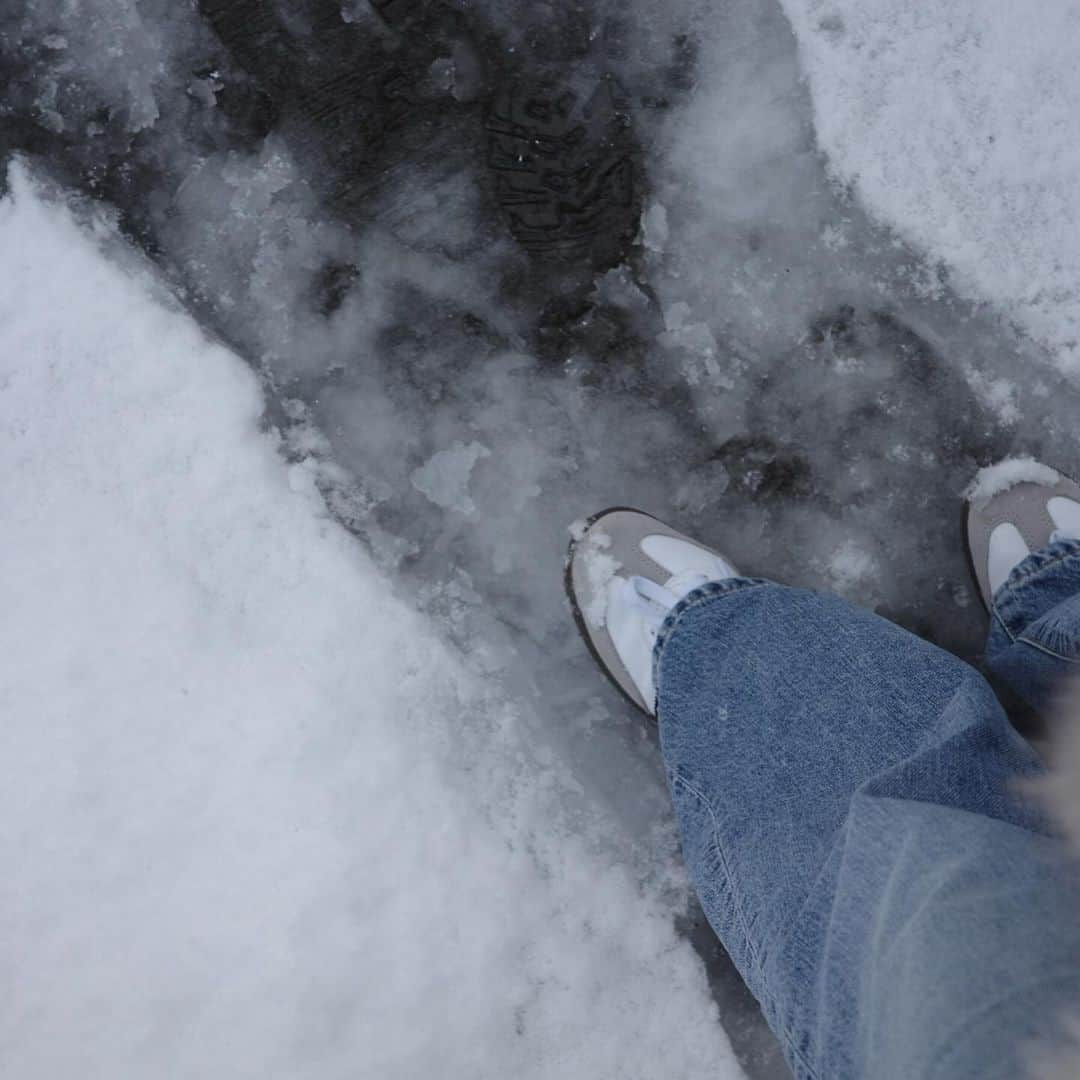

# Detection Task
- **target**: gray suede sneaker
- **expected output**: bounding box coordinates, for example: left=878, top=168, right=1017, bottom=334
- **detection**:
left=565, top=509, right=738, bottom=715
left=964, top=459, right=1080, bottom=608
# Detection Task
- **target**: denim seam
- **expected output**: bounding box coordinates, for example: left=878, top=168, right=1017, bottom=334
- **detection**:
left=671, top=773, right=765, bottom=983
left=671, top=774, right=821, bottom=1080
left=1015, top=633, right=1080, bottom=664
left=1000, top=540, right=1080, bottom=591
left=991, top=593, right=1080, bottom=663
left=989, top=605, right=1018, bottom=646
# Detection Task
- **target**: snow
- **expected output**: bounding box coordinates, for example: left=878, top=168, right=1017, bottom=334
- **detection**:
left=577, top=528, right=621, bottom=630
left=965, top=457, right=1063, bottom=510
left=779, top=0, right=1080, bottom=375
left=0, top=166, right=744, bottom=1080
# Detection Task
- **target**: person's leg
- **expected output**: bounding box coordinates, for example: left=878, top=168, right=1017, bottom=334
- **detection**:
left=655, top=579, right=1080, bottom=1080
left=986, top=538, right=1080, bottom=710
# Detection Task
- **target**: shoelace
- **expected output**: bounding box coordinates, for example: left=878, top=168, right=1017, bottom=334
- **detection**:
left=623, top=572, right=711, bottom=637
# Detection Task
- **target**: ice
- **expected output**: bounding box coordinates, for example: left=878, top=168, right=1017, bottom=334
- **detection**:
left=411, top=440, right=491, bottom=514
left=0, top=168, right=744, bottom=1080
left=640, top=202, right=670, bottom=253
left=965, top=458, right=1063, bottom=511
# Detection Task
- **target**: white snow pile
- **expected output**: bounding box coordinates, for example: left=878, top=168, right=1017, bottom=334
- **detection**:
left=574, top=528, right=621, bottom=631
left=0, top=165, right=743, bottom=1080
left=780, top=0, right=1080, bottom=373
left=964, top=457, right=1063, bottom=510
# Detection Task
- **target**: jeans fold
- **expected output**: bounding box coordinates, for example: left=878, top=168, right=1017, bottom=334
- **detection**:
left=655, top=571, right=1080, bottom=1079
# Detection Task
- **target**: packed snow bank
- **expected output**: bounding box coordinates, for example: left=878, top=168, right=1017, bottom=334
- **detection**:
left=780, top=0, right=1080, bottom=372
left=0, top=164, right=742, bottom=1080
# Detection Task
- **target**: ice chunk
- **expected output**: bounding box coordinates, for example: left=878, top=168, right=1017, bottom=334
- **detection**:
left=641, top=202, right=670, bottom=253
left=663, top=300, right=692, bottom=333
left=824, top=540, right=879, bottom=593
left=411, top=440, right=491, bottom=514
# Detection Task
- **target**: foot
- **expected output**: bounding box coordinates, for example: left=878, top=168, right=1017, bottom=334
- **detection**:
left=565, top=509, right=737, bottom=715
left=965, top=458, right=1080, bottom=607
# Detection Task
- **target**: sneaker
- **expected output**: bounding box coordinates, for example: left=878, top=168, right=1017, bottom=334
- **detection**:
left=964, top=458, right=1080, bottom=608
left=565, top=508, right=738, bottom=715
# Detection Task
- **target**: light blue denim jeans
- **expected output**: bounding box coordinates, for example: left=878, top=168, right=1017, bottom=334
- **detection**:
left=654, top=539, right=1080, bottom=1080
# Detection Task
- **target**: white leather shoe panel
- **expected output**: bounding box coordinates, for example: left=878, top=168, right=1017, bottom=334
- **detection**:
left=605, top=577, right=659, bottom=708
left=1047, top=496, right=1080, bottom=538
left=640, top=534, right=735, bottom=581
left=988, top=522, right=1030, bottom=596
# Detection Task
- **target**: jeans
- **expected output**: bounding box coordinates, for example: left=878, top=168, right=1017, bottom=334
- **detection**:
left=654, top=539, right=1080, bottom=1080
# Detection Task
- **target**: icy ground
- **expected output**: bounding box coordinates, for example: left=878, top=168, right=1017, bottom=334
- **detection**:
left=6, top=0, right=1080, bottom=1075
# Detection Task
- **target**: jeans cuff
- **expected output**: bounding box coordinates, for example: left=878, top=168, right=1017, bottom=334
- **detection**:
left=991, top=538, right=1080, bottom=640
left=652, top=576, right=772, bottom=697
